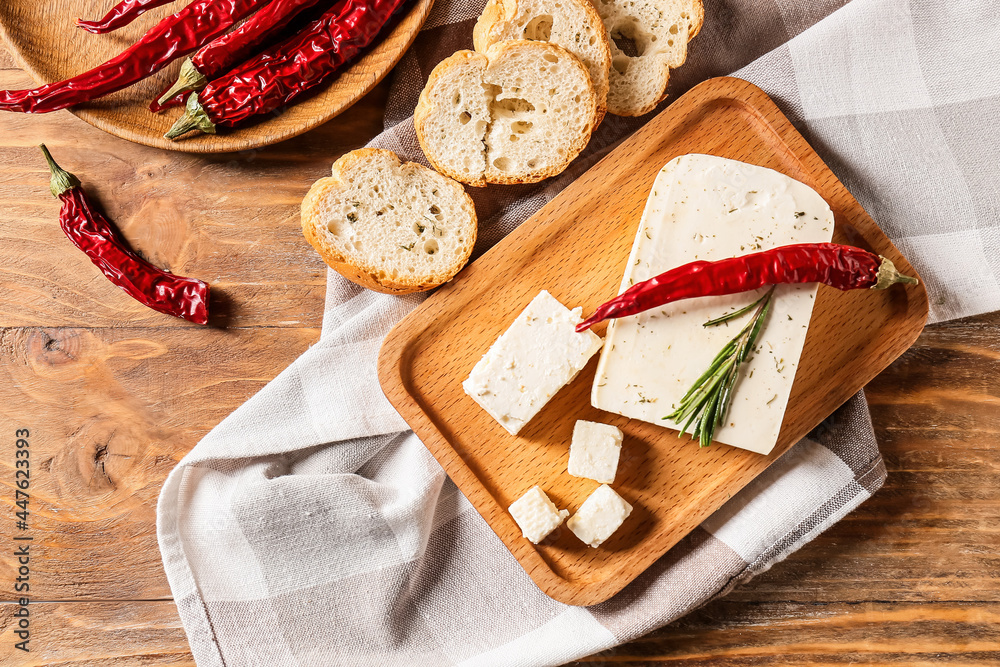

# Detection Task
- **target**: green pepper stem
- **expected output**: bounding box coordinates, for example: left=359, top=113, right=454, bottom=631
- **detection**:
left=873, top=257, right=919, bottom=289
left=157, top=58, right=208, bottom=108
left=165, top=93, right=217, bottom=140
left=39, top=144, right=80, bottom=197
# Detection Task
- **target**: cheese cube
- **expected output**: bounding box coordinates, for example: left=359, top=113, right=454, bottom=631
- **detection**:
left=508, top=486, right=569, bottom=544
left=567, top=484, right=632, bottom=548
left=568, top=420, right=623, bottom=484
left=463, top=290, right=603, bottom=435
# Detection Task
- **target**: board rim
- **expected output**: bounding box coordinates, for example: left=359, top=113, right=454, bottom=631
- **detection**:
left=0, top=0, right=434, bottom=154
left=378, top=76, right=929, bottom=606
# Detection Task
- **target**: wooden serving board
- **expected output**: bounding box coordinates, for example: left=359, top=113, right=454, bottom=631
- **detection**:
left=0, top=0, right=433, bottom=153
left=377, top=77, right=929, bottom=606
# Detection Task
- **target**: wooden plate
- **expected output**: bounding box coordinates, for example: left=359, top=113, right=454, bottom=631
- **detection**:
left=0, top=0, right=433, bottom=153
left=378, top=77, right=929, bottom=606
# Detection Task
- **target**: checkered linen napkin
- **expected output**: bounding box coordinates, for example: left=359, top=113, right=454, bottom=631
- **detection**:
left=157, top=0, right=999, bottom=664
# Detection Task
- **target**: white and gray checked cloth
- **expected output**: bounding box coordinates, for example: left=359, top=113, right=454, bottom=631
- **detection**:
left=156, top=0, right=1000, bottom=664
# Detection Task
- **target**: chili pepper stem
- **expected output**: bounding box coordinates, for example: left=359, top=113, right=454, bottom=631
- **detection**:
left=157, top=59, right=208, bottom=107
left=165, top=94, right=218, bottom=140
left=874, top=257, right=919, bottom=289
left=39, top=145, right=81, bottom=197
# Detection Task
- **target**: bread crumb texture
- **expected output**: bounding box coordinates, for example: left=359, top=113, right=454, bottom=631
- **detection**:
left=301, top=148, right=477, bottom=294
left=473, top=0, right=611, bottom=123
left=415, top=40, right=598, bottom=186
left=593, top=0, right=703, bottom=116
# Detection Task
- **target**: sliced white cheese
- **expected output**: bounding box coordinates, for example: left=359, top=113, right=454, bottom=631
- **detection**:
left=591, top=154, right=835, bottom=455
left=567, top=484, right=632, bottom=548
left=568, top=420, right=623, bottom=484
left=464, top=290, right=603, bottom=435
left=508, top=485, right=569, bottom=544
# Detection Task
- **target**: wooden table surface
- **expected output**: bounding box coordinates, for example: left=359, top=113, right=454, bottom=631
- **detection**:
left=0, top=44, right=997, bottom=666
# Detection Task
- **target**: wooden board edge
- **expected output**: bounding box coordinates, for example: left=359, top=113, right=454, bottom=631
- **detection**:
left=0, top=0, right=435, bottom=154
left=376, top=76, right=932, bottom=607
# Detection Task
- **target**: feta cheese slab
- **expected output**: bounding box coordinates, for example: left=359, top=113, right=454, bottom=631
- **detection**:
left=463, top=290, right=603, bottom=435
left=568, top=420, right=623, bottom=484
left=567, top=484, right=632, bottom=548
left=508, top=486, right=569, bottom=544
left=591, top=154, right=835, bottom=455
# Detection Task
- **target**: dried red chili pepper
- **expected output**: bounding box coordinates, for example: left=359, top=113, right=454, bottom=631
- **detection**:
left=0, top=0, right=267, bottom=113
left=77, top=0, right=179, bottom=34
left=577, top=243, right=918, bottom=332
left=166, top=0, right=407, bottom=139
left=151, top=0, right=337, bottom=112
left=40, top=145, right=209, bottom=325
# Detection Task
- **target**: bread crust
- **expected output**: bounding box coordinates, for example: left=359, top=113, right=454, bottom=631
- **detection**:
left=301, top=148, right=478, bottom=294
left=602, top=0, right=704, bottom=117
left=414, top=51, right=490, bottom=188
left=483, top=41, right=598, bottom=185
left=416, top=41, right=598, bottom=187
left=688, top=0, right=705, bottom=40
left=473, top=0, right=611, bottom=126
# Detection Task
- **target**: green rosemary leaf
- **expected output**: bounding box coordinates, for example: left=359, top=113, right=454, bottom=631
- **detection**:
left=676, top=335, right=741, bottom=404
left=703, top=290, right=770, bottom=327
left=664, top=287, right=776, bottom=446
left=669, top=356, right=733, bottom=419
left=699, top=390, right=722, bottom=448
left=715, top=357, right=742, bottom=426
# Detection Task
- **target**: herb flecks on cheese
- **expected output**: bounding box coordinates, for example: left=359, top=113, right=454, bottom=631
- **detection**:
left=591, top=154, right=835, bottom=455
left=464, top=290, right=603, bottom=435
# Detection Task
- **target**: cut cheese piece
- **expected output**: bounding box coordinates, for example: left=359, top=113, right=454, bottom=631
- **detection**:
left=464, top=290, right=603, bottom=435
left=508, top=485, right=569, bottom=543
left=568, top=420, right=623, bottom=483
left=591, top=154, right=835, bottom=455
left=567, top=484, right=632, bottom=547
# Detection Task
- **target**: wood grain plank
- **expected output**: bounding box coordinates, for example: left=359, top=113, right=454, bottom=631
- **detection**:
left=1, top=600, right=997, bottom=666
left=0, top=601, right=193, bottom=666
left=580, top=601, right=1000, bottom=665
left=0, top=315, right=994, bottom=658
left=0, top=326, right=319, bottom=600
left=0, top=311, right=990, bottom=609
left=0, top=78, right=391, bottom=329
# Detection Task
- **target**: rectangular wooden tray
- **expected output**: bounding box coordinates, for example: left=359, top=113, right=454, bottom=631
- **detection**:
left=378, top=77, right=928, bottom=606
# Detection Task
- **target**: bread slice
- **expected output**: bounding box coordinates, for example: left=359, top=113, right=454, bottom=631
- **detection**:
left=473, top=0, right=611, bottom=126
left=415, top=40, right=598, bottom=187
left=592, top=0, right=703, bottom=116
left=301, top=148, right=477, bottom=294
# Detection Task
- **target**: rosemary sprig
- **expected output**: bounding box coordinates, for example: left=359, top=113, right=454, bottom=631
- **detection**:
left=664, top=287, right=775, bottom=447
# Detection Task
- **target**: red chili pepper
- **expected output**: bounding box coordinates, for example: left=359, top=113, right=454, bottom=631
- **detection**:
left=577, top=243, right=918, bottom=332
left=165, top=0, right=406, bottom=139
left=151, top=0, right=338, bottom=112
left=77, top=0, right=179, bottom=34
left=0, top=0, right=267, bottom=113
left=40, top=145, right=209, bottom=325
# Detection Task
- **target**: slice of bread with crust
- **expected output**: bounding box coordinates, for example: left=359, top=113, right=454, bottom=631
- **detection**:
left=415, top=40, right=598, bottom=187
left=473, top=0, right=611, bottom=126
left=301, top=148, right=477, bottom=294
left=593, top=0, right=703, bottom=116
